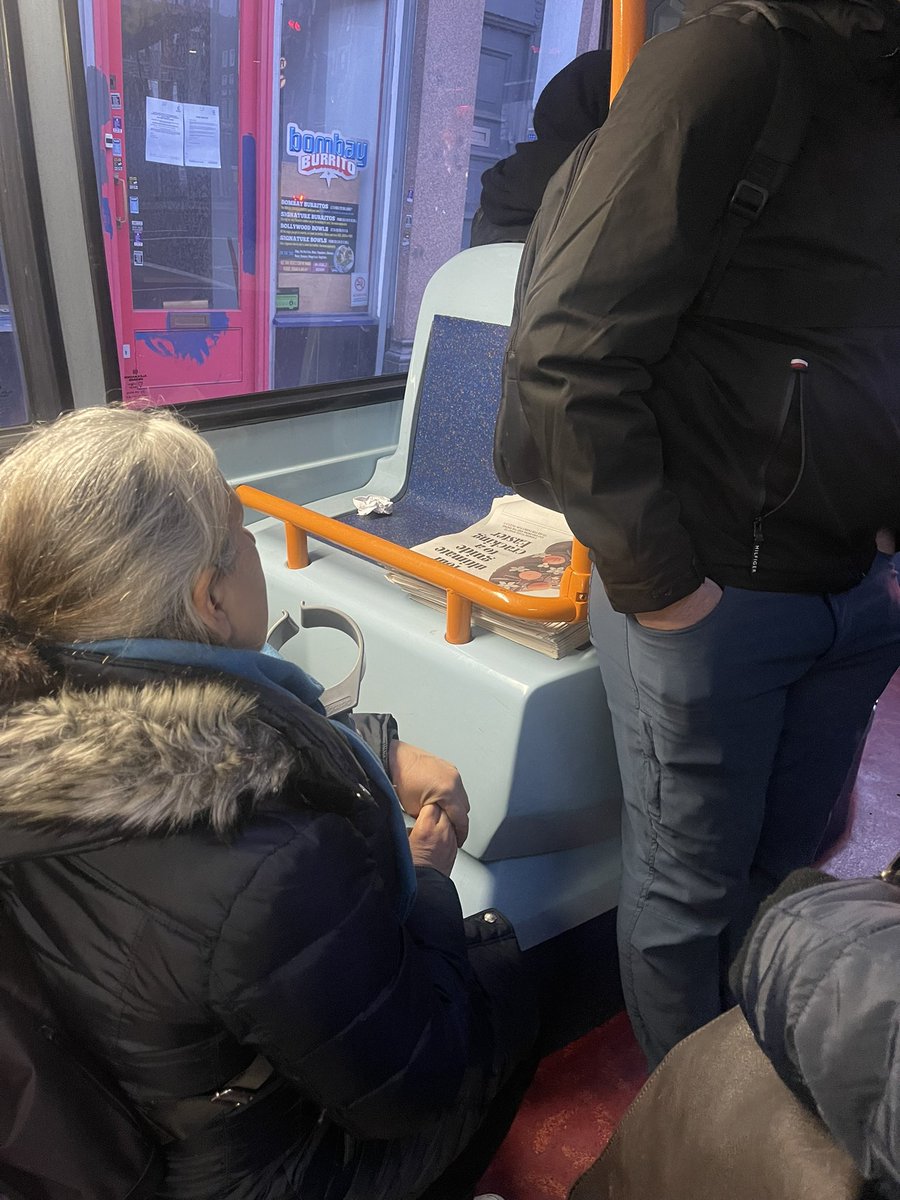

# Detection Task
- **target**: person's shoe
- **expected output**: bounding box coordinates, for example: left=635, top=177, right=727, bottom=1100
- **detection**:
left=474, top=1195, right=506, bottom=1199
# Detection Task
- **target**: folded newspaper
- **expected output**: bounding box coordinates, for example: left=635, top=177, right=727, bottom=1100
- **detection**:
left=384, top=496, right=590, bottom=658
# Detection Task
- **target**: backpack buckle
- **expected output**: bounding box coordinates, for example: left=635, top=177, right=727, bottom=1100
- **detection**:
left=208, top=1053, right=275, bottom=1110
left=729, top=179, right=769, bottom=219
left=210, top=1085, right=259, bottom=1109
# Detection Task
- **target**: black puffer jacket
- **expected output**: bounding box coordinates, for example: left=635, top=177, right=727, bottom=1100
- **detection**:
left=501, top=0, right=900, bottom=612
left=734, top=870, right=900, bottom=1197
left=0, top=635, right=532, bottom=1199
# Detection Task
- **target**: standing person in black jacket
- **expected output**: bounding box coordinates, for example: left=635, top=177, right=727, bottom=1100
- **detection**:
left=0, top=407, right=538, bottom=1200
left=497, top=0, right=900, bottom=1068
left=469, top=50, right=612, bottom=247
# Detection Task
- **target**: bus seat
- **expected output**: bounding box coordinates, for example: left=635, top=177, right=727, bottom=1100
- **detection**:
left=311, top=243, right=527, bottom=527
left=338, top=312, right=513, bottom=548
left=249, top=244, right=623, bottom=948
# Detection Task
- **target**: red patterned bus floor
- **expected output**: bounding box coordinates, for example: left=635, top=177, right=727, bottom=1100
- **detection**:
left=477, top=672, right=900, bottom=1200
left=476, top=1010, right=646, bottom=1200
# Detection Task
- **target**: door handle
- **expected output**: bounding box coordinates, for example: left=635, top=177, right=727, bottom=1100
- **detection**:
left=114, top=175, right=127, bottom=228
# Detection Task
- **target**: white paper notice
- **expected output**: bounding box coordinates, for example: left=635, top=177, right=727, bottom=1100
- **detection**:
left=145, top=97, right=184, bottom=166
left=184, top=104, right=221, bottom=169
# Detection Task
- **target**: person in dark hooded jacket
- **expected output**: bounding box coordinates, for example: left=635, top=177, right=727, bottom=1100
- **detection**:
left=497, top=0, right=900, bottom=1069
left=732, top=864, right=900, bottom=1198
left=469, top=49, right=612, bottom=247
left=0, top=406, right=539, bottom=1200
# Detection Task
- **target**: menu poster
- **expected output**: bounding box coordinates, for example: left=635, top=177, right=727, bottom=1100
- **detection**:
left=276, top=156, right=367, bottom=316
left=278, top=196, right=359, bottom=276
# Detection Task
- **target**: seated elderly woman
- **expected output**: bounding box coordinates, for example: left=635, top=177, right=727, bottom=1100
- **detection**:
left=0, top=408, right=538, bottom=1200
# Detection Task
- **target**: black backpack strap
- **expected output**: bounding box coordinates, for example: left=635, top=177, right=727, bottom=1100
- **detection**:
left=694, top=3, right=812, bottom=313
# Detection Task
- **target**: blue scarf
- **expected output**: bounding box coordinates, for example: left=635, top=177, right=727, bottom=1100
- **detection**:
left=76, top=638, right=416, bottom=921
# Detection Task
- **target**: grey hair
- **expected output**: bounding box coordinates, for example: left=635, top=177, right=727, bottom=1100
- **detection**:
left=0, top=407, right=236, bottom=643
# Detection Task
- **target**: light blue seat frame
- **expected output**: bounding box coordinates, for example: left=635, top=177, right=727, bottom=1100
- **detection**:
left=249, top=244, right=623, bottom=948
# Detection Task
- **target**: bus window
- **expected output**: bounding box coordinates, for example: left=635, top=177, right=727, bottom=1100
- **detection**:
left=272, top=0, right=393, bottom=390
left=76, top=0, right=603, bottom=409
left=0, top=235, right=30, bottom=429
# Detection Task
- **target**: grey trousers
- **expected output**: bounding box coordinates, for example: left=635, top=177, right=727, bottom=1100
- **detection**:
left=589, top=555, right=900, bottom=1068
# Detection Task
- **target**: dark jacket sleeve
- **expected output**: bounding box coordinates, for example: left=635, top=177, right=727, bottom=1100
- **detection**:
left=208, top=812, right=486, bottom=1141
left=470, top=206, right=531, bottom=247
left=348, top=712, right=399, bottom=776
left=734, top=876, right=900, bottom=1196
left=509, top=15, right=779, bottom=612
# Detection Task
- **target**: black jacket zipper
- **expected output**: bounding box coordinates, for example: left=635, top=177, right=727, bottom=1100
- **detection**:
left=751, top=357, right=809, bottom=574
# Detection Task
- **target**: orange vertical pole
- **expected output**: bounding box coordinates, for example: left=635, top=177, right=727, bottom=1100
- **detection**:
left=445, top=592, right=474, bottom=645
left=565, top=539, right=593, bottom=602
left=569, top=0, right=647, bottom=583
left=610, top=0, right=647, bottom=98
left=284, top=522, right=309, bottom=569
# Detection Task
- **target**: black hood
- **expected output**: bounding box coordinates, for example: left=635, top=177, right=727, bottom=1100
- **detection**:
left=531, top=49, right=613, bottom=142
left=479, top=50, right=612, bottom=230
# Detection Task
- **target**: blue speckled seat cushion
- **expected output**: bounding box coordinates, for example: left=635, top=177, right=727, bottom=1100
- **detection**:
left=340, top=315, right=512, bottom=547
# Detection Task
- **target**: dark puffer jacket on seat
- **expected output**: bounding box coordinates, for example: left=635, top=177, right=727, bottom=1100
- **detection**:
left=735, top=871, right=900, bottom=1199
left=0, top=633, right=536, bottom=1200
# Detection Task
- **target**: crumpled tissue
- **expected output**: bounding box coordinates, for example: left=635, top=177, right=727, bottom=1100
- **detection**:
left=352, top=494, right=394, bottom=516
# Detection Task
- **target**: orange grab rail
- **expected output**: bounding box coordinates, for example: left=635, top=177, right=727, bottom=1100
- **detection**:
left=237, top=485, right=591, bottom=646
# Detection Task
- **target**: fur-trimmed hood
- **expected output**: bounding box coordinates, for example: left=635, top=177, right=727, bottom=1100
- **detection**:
left=0, top=677, right=295, bottom=835
left=0, top=633, right=365, bottom=861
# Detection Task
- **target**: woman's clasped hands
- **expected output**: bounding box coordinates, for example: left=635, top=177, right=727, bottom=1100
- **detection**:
left=389, top=741, right=470, bottom=877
